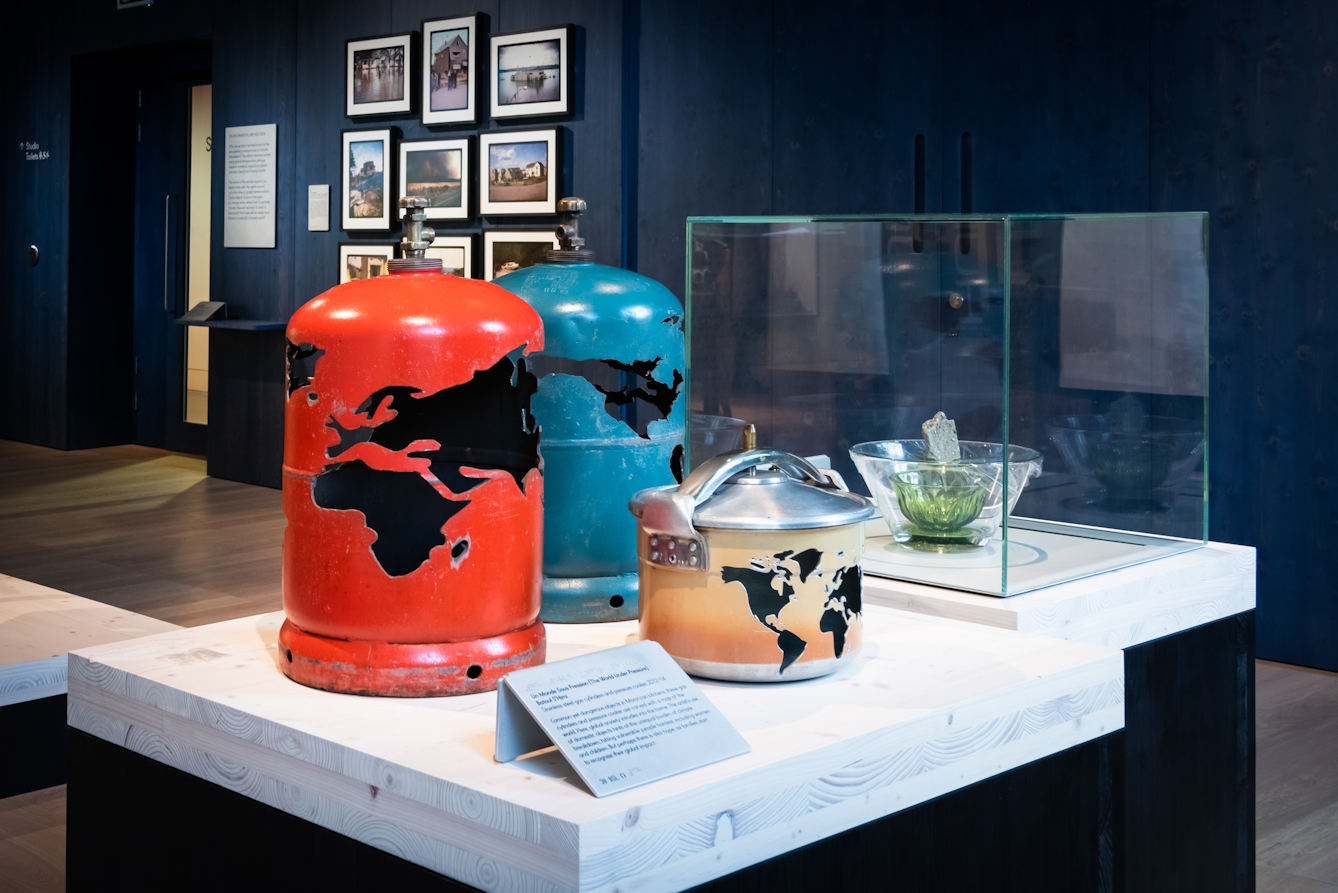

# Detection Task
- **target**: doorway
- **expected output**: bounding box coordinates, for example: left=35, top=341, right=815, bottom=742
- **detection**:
left=67, top=41, right=211, bottom=454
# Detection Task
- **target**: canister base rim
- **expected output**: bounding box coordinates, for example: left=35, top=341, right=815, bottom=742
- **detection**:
left=278, top=619, right=545, bottom=697
left=540, top=573, right=639, bottom=623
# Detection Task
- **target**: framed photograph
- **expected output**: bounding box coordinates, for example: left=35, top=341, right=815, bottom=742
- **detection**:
left=489, top=25, right=573, bottom=119
left=426, top=235, right=474, bottom=278
left=347, top=33, right=413, bottom=117
left=478, top=128, right=559, bottom=216
left=399, top=138, right=469, bottom=221
left=421, top=15, right=482, bottom=125
left=483, top=231, right=558, bottom=281
left=342, top=129, right=394, bottom=231
left=340, top=243, right=395, bottom=283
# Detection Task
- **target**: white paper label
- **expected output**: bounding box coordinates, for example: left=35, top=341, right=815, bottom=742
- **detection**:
left=307, top=184, right=330, bottom=232
left=495, top=640, right=750, bottom=797
left=223, top=124, right=276, bottom=248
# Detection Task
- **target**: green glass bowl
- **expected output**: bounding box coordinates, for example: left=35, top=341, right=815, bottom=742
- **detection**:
left=892, top=468, right=988, bottom=538
left=1088, top=438, right=1178, bottom=504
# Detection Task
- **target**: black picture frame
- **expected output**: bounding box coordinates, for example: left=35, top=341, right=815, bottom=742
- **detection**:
left=341, top=128, right=397, bottom=232
left=338, top=242, right=396, bottom=283
left=477, top=127, right=561, bottom=216
left=483, top=230, right=560, bottom=281
left=399, top=136, right=471, bottom=222
left=420, top=14, right=486, bottom=126
left=426, top=234, right=475, bottom=279
left=489, top=24, right=574, bottom=120
left=347, top=32, right=415, bottom=118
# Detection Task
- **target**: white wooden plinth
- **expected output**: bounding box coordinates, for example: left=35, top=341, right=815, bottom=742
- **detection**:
left=0, top=574, right=180, bottom=707
left=69, top=608, right=1123, bottom=893
left=864, top=541, right=1256, bottom=650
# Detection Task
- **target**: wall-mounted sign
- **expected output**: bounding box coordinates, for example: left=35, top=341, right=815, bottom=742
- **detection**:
left=307, top=184, right=329, bottom=232
left=20, top=142, right=49, bottom=162
left=116, top=0, right=152, bottom=8
left=224, top=124, right=277, bottom=249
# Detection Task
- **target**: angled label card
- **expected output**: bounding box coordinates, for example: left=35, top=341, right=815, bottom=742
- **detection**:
left=494, top=640, right=750, bottom=797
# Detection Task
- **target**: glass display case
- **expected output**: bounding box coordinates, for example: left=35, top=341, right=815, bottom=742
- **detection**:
left=686, top=214, right=1208, bottom=596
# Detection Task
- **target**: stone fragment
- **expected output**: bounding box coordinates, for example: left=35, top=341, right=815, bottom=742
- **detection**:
left=922, top=411, right=960, bottom=462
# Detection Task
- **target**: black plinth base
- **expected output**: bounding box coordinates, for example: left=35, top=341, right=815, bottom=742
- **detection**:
left=1122, top=610, right=1255, bottom=893
left=67, top=728, right=1118, bottom=893
left=64, top=611, right=1256, bottom=892
left=0, top=694, right=67, bottom=798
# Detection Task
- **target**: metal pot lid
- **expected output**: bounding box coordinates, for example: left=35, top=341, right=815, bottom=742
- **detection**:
left=629, top=449, right=875, bottom=531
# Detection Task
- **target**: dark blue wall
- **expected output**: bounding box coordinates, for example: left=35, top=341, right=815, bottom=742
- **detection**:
left=1150, top=0, right=1338, bottom=672
left=0, top=0, right=1334, bottom=670
left=632, top=0, right=1337, bottom=673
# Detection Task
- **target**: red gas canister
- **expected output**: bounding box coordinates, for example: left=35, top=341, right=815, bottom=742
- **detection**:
left=279, top=199, right=546, bottom=696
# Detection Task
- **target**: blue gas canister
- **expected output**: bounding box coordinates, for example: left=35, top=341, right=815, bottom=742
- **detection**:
left=495, top=197, right=685, bottom=622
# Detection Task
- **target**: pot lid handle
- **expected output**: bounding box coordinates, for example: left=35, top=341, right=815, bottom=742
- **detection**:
left=681, top=448, right=844, bottom=504
left=639, top=448, right=845, bottom=572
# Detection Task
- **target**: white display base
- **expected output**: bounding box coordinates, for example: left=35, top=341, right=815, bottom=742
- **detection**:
left=863, top=520, right=1202, bottom=596
left=69, top=608, right=1123, bottom=893
left=863, top=541, right=1255, bottom=650
left=0, top=574, right=179, bottom=708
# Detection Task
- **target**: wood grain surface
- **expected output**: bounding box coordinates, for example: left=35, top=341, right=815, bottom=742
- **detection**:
left=0, top=439, right=284, bottom=627
left=1256, top=660, right=1338, bottom=889
left=0, top=785, right=65, bottom=893
left=0, top=574, right=178, bottom=706
left=32, top=656, right=1329, bottom=893
left=864, top=540, right=1256, bottom=649
left=67, top=609, right=1122, bottom=893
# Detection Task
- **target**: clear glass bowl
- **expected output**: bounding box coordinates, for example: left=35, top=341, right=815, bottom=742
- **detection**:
left=850, top=440, right=1043, bottom=548
left=689, top=414, right=747, bottom=466
left=1048, top=415, right=1205, bottom=510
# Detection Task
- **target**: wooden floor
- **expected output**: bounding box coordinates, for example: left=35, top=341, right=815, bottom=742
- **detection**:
left=1257, top=660, right=1338, bottom=891
left=0, top=439, right=283, bottom=627
left=0, top=787, right=62, bottom=893
left=0, top=439, right=1335, bottom=892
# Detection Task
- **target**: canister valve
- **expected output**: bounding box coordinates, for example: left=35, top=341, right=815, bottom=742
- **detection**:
left=389, top=197, right=441, bottom=272
left=548, top=196, right=596, bottom=263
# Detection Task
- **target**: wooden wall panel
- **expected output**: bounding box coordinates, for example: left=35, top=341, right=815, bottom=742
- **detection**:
left=1221, top=0, right=1338, bottom=671
left=4, top=0, right=1337, bottom=666
left=291, top=0, right=397, bottom=309
left=0, top=0, right=209, bottom=450
left=1, top=5, right=72, bottom=449
left=1122, top=612, right=1255, bottom=891
left=942, top=0, right=1151, bottom=213
left=289, top=0, right=623, bottom=306
left=210, top=0, right=299, bottom=323
left=65, top=52, right=137, bottom=450
left=636, top=0, right=774, bottom=300
left=771, top=0, right=944, bottom=215
left=207, top=329, right=286, bottom=489
left=492, top=0, right=625, bottom=266
left=1153, top=0, right=1338, bottom=671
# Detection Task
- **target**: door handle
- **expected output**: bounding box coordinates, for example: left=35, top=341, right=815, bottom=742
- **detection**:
left=959, top=132, right=972, bottom=254
left=163, top=193, right=179, bottom=313
left=912, top=133, right=925, bottom=253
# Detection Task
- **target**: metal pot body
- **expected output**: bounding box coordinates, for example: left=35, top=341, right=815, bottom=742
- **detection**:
left=630, top=448, right=874, bottom=682
left=638, top=523, right=866, bottom=681
left=497, top=261, right=685, bottom=623
left=281, top=269, right=546, bottom=696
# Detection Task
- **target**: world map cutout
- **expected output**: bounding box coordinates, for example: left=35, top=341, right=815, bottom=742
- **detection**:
left=310, top=355, right=540, bottom=577
left=720, top=548, right=863, bottom=673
